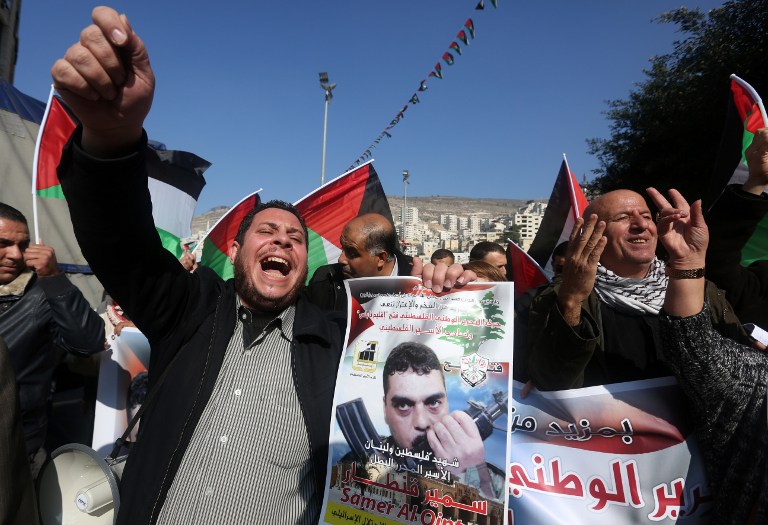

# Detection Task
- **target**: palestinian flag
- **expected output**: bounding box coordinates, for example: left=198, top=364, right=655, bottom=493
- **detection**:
left=197, top=191, right=261, bottom=280
left=709, top=74, right=768, bottom=265
left=506, top=240, right=548, bottom=297
left=527, top=157, right=588, bottom=277
left=294, top=161, right=392, bottom=283
left=145, top=146, right=209, bottom=258
left=32, top=87, right=75, bottom=199
left=464, top=18, right=475, bottom=39
left=33, top=86, right=208, bottom=258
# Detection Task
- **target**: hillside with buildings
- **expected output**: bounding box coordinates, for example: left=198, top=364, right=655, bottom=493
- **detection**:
left=191, top=195, right=548, bottom=261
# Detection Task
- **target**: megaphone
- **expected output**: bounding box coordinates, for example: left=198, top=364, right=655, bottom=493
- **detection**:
left=37, top=443, right=127, bottom=525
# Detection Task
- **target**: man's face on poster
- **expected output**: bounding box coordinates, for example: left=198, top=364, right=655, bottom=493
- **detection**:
left=383, top=368, right=449, bottom=450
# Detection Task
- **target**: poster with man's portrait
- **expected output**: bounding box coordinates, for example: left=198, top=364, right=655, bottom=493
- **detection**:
left=321, top=277, right=513, bottom=525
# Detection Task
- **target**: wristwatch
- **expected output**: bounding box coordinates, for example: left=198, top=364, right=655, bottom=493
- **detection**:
left=665, top=267, right=705, bottom=279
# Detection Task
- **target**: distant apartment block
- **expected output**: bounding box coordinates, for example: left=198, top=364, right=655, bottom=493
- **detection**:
left=511, top=201, right=547, bottom=250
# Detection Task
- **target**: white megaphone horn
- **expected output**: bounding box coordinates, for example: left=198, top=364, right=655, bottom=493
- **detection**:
left=37, top=443, right=127, bottom=524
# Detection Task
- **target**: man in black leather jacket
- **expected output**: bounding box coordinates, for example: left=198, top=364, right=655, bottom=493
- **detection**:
left=0, top=202, right=104, bottom=477
left=51, top=9, right=467, bottom=523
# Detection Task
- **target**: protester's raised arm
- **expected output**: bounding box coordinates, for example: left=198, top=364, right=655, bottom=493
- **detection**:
left=50, top=6, right=154, bottom=157
left=647, top=187, right=707, bottom=318
left=556, top=214, right=606, bottom=326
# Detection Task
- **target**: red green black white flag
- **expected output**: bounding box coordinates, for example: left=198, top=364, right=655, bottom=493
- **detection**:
left=506, top=239, right=548, bottom=297
left=527, top=156, right=589, bottom=277
left=33, top=85, right=208, bottom=257
left=708, top=74, right=768, bottom=266
left=196, top=191, right=262, bottom=280
left=32, top=87, right=75, bottom=199
left=294, top=161, right=393, bottom=283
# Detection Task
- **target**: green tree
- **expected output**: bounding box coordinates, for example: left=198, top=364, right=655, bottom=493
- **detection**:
left=588, top=0, right=768, bottom=206
left=439, top=291, right=506, bottom=356
left=500, top=224, right=522, bottom=245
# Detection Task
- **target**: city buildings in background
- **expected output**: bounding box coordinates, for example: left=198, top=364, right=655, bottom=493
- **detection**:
left=188, top=196, right=549, bottom=261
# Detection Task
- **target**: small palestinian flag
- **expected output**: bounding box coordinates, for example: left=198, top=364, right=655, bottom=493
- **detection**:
left=430, top=63, right=443, bottom=79
left=294, top=161, right=392, bottom=283
left=456, top=30, right=469, bottom=46
left=32, top=87, right=76, bottom=199
left=709, top=74, right=768, bottom=265
left=442, top=52, right=455, bottom=66
left=450, top=42, right=462, bottom=55
left=527, top=157, right=589, bottom=277
left=465, top=18, right=475, bottom=39
left=197, top=191, right=261, bottom=280
left=506, top=240, right=548, bottom=297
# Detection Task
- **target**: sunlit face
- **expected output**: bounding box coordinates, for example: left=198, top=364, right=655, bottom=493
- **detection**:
left=228, top=208, right=308, bottom=311
left=0, top=218, right=30, bottom=285
left=595, top=191, right=658, bottom=278
left=482, top=251, right=507, bottom=277
left=338, top=224, right=384, bottom=278
left=383, top=369, right=448, bottom=450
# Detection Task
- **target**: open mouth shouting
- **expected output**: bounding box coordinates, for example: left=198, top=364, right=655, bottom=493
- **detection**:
left=260, top=255, right=291, bottom=279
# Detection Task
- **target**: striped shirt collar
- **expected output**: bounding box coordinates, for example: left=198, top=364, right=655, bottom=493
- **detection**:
left=236, top=296, right=295, bottom=349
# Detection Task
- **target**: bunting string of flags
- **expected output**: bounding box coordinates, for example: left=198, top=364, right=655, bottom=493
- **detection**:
left=347, top=1, right=498, bottom=170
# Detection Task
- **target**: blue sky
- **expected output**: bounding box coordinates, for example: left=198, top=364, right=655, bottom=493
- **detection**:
left=13, top=1, right=726, bottom=214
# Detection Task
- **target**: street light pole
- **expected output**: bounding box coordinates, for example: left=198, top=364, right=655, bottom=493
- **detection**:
left=402, top=169, right=410, bottom=250
left=319, top=72, right=336, bottom=186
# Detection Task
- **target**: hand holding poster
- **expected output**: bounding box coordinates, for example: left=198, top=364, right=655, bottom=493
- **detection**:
left=321, top=277, right=514, bottom=525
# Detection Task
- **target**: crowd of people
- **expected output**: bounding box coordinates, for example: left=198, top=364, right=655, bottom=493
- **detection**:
left=1, top=5, right=767, bottom=524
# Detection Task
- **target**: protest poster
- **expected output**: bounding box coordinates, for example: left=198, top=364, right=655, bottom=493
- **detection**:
left=508, top=377, right=712, bottom=523
left=321, top=277, right=514, bottom=525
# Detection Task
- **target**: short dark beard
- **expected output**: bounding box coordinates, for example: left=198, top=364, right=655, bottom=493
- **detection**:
left=233, top=253, right=306, bottom=312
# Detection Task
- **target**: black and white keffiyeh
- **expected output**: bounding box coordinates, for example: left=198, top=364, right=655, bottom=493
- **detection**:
left=594, top=257, right=669, bottom=315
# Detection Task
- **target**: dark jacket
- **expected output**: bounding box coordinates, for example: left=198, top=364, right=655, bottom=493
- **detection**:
left=526, top=279, right=748, bottom=390
left=0, top=336, right=39, bottom=525
left=59, top=130, right=345, bottom=525
left=706, top=184, right=768, bottom=327
left=304, top=251, right=414, bottom=312
left=0, top=270, right=104, bottom=453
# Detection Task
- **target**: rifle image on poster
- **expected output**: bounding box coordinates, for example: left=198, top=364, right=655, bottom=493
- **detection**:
left=336, top=390, right=508, bottom=471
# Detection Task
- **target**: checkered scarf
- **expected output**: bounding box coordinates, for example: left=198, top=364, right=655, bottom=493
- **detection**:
left=594, top=257, right=668, bottom=315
